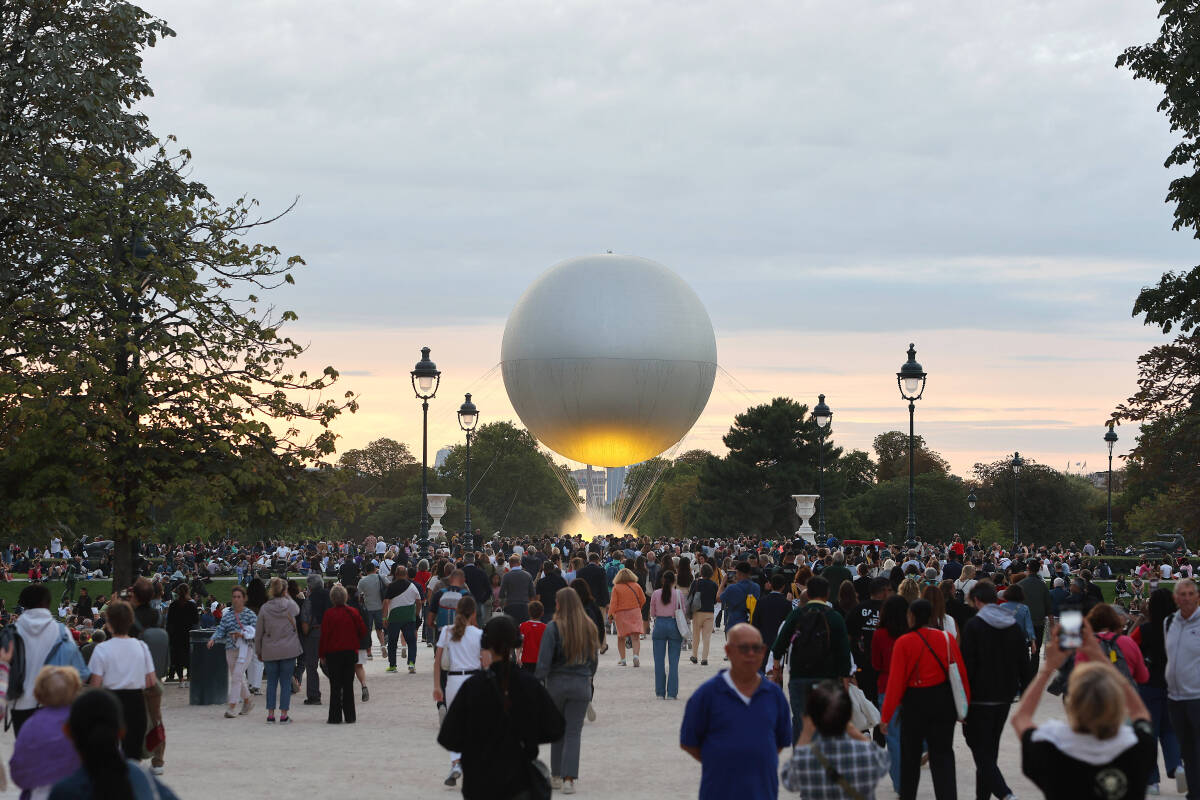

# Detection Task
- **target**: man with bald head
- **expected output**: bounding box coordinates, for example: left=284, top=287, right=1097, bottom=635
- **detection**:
left=680, top=623, right=792, bottom=799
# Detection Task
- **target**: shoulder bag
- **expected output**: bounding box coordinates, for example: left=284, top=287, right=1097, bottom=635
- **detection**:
left=811, top=744, right=866, bottom=800
left=688, top=584, right=703, bottom=615
left=672, top=590, right=690, bottom=640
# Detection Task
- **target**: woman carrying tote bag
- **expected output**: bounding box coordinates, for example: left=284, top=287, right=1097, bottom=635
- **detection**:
left=649, top=570, right=685, bottom=700
left=879, top=599, right=971, bottom=800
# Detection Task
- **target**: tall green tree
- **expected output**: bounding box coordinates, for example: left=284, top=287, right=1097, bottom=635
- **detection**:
left=1114, top=4, right=1200, bottom=530
left=437, top=421, right=576, bottom=537
left=872, top=431, right=950, bottom=482
left=692, top=397, right=842, bottom=538
left=0, top=4, right=356, bottom=587
left=970, top=458, right=1101, bottom=546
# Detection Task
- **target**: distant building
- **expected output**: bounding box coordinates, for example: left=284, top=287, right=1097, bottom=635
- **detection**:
left=606, top=466, right=628, bottom=505
left=570, top=466, right=607, bottom=508
left=434, top=447, right=453, bottom=469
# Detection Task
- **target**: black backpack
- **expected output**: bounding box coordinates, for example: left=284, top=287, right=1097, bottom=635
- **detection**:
left=788, top=605, right=831, bottom=674
left=0, top=627, right=24, bottom=704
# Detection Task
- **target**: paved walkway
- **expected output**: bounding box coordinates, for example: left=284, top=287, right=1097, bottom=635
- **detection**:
left=0, top=627, right=1184, bottom=798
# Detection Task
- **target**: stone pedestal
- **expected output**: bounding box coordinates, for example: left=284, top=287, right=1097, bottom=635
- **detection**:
left=427, top=493, right=450, bottom=537
left=792, top=494, right=820, bottom=544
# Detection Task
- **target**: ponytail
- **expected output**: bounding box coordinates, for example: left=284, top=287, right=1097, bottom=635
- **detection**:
left=70, top=690, right=135, bottom=799
left=660, top=570, right=676, bottom=605
left=451, top=594, right=476, bottom=642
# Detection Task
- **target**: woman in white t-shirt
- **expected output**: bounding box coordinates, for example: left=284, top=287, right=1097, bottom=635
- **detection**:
left=433, top=595, right=482, bottom=788
left=87, top=600, right=155, bottom=761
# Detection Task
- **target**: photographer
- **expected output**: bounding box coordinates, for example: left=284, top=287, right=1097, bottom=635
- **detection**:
left=1012, top=617, right=1154, bottom=799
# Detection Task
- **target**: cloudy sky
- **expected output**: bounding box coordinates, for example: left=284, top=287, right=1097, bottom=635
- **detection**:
left=137, top=1, right=1190, bottom=477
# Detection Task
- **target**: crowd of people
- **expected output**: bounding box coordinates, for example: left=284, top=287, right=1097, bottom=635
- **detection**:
left=0, top=529, right=1196, bottom=799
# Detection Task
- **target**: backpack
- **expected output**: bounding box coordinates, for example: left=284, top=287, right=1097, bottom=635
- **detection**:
left=1047, top=635, right=1132, bottom=696
left=1, top=624, right=68, bottom=730
left=788, top=605, right=832, bottom=675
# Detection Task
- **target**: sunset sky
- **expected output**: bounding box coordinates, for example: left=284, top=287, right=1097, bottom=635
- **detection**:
left=136, top=1, right=1189, bottom=478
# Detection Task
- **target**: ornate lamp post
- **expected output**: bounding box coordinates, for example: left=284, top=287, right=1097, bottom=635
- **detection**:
left=967, top=490, right=977, bottom=540
left=1105, top=423, right=1119, bottom=553
left=896, top=343, right=927, bottom=542
left=1011, top=452, right=1023, bottom=553
left=812, top=394, right=832, bottom=540
left=411, top=347, right=441, bottom=555
left=458, top=393, right=480, bottom=550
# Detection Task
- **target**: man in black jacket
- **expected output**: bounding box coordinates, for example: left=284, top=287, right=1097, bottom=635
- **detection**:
left=961, top=580, right=1034, bottom=800
left=461, top=552, right=491, bottom=621
left=577, top=553, right=611, bottom=617
left=752, top=574, right=793, bottom=671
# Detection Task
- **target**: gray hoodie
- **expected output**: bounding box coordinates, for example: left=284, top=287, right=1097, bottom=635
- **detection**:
left=254, top=596, right=303, bottom=662
left=976, top=604, right=1016, bottom=629
left=14, top=609, right=64, bottom=710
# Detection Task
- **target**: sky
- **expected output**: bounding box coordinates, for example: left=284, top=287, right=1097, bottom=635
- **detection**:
left=135, top=0, right=1192, bottom=479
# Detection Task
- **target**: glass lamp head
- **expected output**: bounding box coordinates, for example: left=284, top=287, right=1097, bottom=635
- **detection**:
left=458, top=393, right=479, bottom=432
left=813, top=394, right=832, bottom=429
left=896, top=342, right=927, bottom=401
left=411, top=346, right=441, bottom=399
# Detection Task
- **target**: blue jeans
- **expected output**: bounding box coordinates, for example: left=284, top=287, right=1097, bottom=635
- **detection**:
left=264, top=658, right=296, bottom=712
left=879, top=691, right=902, bottom=793
left=1140, top=685, right=1182, bottom=785
left=651, top=617, right=682, bottom=698
left=788, top=677, right=821, bottom=744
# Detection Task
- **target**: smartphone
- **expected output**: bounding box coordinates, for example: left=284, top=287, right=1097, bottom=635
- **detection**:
left=1059, top=610, right=1083, bottom=650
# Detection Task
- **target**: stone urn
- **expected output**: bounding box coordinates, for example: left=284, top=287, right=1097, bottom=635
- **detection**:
left=792, top=494, right=820, bottom=543
left=427, top=493, right=451, bottom=536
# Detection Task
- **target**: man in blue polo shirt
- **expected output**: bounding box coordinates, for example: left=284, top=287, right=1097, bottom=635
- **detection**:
left=681, top=623, right=792, bottom=799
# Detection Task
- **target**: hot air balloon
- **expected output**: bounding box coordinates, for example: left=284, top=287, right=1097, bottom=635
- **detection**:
left=501, top=254, right=717, bottom=468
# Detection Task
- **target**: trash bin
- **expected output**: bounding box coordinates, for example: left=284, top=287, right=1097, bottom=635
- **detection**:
left=189, top=629, right=228, bottom=706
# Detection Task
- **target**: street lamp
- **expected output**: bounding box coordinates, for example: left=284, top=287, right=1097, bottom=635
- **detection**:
left=1105, top=423, right=1119, bottom=553
left=1011, top=452, right=1023, bottom=553
left=458, top=392, right=480, bottom=550
left=896, top=343, right=927, bottom=542
left=812, top=394, right=832, bottom=540
left=967, top=490, right=977, bottom=540
left=411, top=347, right=441, bottom=555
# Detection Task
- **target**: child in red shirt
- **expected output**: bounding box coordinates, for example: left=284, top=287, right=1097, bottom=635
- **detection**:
left=519, top=600, right=546, bottom=672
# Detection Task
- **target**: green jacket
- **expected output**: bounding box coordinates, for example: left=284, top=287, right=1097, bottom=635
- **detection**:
left=771, top=600, right=851, bottom=679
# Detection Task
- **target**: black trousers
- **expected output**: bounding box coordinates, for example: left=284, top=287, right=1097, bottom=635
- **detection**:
left=899, top=683, right=957, bottom=800
left=10, top=707, right=37, bottom=736
left=112, top=688, right=148, bottom=761
left=326, top=650, right=357, bottom=723
left=964, top=703, right=1012, bottom=800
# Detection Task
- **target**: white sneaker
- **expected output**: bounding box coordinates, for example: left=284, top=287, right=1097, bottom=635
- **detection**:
left=150, top=766, right=164, bottom=776
left=444, top=764, right=462, bottom=787
left=1178, top=772, right=1188, bottom=795
left=563, top=778, right=576, bottom=794
left=551, top=777, right=563, bottom=790
left=1147, top=785, right=1160, bottom=796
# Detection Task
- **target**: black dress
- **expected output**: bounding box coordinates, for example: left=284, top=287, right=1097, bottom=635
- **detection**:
left=165, top=599, right=198, bottom=678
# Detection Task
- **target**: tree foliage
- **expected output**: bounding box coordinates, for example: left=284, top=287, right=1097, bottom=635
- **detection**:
left=1115, top=4, right=1200, bottom=528
left=872, top=431, right=950, bottom=482
left=0, top=3, right=356, bottom=586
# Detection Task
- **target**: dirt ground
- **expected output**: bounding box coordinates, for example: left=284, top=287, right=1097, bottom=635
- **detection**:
left=0, top=626, right=1185, bottom=799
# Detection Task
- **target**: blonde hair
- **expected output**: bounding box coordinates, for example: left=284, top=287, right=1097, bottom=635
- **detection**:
left=553, top=587, right=598, bottom=664
left=33, top=666, right=82, bottom=708
left=1066, top=662, right=1126, bottom=740
left=613, top=568, right=638, bottom=585
left=960, top=564, right=976, bottom=581
left=898, top=578, right=921, bottom=604
left=451, top=595, right=477, bottom=642
left=330, top=584, right=348, bottom=606
left=268, top=577, right=287, bottom=598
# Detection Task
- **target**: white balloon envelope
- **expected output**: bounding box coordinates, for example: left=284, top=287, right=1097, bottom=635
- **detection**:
left=501, top=254, right=717, bottom=467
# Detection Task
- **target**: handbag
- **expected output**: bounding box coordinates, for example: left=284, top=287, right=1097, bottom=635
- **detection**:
left=848, top=683, right=881, bottom=731
left=688, top=587, right=703, bottom=614
left=672, top=590, right=690, bottom=640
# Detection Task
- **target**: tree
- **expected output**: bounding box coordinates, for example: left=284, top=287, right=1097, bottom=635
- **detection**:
left=0, top=5, right=356, bottom=587
left=1114, top=7, right=1200, bottom=528
left=970, top=458, right=1101, bottom=546
left=835, top=449, right=877, bottom=498
left=873, top=431, right=950, bottom=482
left=437, top=421, right=576, bottom=537
left=847, top=471, right=967, bottom=544
left=692, top=398, right=842, bottom=538
left=338, top=437, right=418, bottom=498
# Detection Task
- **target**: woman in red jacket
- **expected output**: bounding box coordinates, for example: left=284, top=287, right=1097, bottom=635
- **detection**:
left=319, top=584, right=367, bottom=725
left=871, top=594, right=910, bottom=795
left=880, top=598, right=970, bottom=800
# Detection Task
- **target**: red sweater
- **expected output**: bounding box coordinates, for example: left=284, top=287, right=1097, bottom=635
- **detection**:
left=318, top=605, right=367, bottom=657
left=870, top=627, right=899, bottom=695
left=880, top=628, right=970, bottom=724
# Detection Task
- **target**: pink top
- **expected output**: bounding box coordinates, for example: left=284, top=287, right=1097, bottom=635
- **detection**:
left=650, top=588, right=683, bottom=618
left=1076, top=632, right=1150, bottom=684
